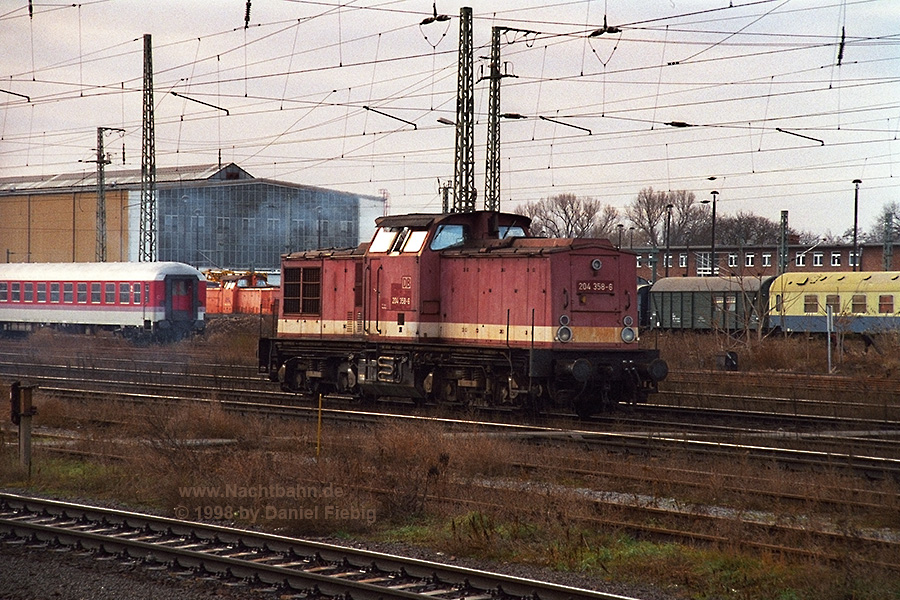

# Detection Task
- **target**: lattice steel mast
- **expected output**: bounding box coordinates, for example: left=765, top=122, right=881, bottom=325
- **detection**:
left=483, top=27, right=502, bottom=212
left=139, top=33, right=157, bottom=262
left=452, top=7, right=475, bottom=213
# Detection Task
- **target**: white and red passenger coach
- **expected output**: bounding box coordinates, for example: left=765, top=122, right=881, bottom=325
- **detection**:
left=0, top=262, right=205, bottom=341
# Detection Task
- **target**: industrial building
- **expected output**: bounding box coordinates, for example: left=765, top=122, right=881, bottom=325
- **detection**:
left=0, top=163, right=385, bottom=270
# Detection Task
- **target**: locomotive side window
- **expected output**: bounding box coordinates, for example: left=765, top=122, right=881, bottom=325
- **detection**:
left=851, top=294, right=866, bottom=314
left=105, top=283, right=116, bottom=304
left=803, top=294, right=817, bottom=313
left=50, top=283, right=60, bottom=303
left=91, top=283, right=102, bottom=304
left=37, top=283, right=46, bottom=303
left=430, top=224, right=468, bottom=250
left=119, top=283, right=130, bottom=304
left=64, top=283, right=74, bottom=303
left=77, top=283, right=87, bottom=303
left=302, top=268, right=321, bottom=313
left=498, top=225, right=526, bottom=239
left=0, top=282, right=7, bottom=302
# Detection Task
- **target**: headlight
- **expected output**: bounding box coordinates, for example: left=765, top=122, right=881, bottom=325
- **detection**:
left=557, top=325, right=573, bottom=343
left=559, top=314, right=570, bottom=326
left=621, top=327, right=636, bottom=343
left=591, top=258, right=603, bottom=271
left=623, top=315, right=634, bottom=327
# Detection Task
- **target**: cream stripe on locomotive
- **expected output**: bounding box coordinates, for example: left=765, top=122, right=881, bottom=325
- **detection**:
left=277, top=318, right=631, bottom=345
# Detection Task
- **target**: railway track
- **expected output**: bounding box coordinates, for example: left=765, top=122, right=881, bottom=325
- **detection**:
left=0, top=493, right=633, bottom=600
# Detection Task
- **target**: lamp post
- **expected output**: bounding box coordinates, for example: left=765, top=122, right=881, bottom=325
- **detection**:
left=664, top=203, right=674, bottom=277
left=701, top=191, right=718, bottom=276
left=616, top=223, right=624, bottom=249
left=852, top=179, right=862, bottom=271
left=628, top=226, right=635, bottom=249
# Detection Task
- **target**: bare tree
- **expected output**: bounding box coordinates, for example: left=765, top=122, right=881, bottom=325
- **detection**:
left=626, top=188, right=706, bottom=247
left=516, top=194, right=619, bottom=238
left=865, top=201, right=900, bottom=243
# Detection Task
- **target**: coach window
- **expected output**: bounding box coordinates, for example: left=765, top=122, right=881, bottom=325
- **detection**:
left=430, top=224, right=468, bottom=250
left=803, top=294, right=818, bottom=313
left=105, top=283, right=116, bottom=304
left=119, top=283, right=130, bottom=304
left=0, top=282, right=7, bottom=302
left=65, top=283, right=74, bottom=303
left=879, top=295, right=894, bottom=313
left=24, top=283, right=33, bottom=302
left=91, top=283, right=101, bottom=304
left=77, top=283, right=87, bottom=303
left=851, top=294, right=866, bottom=314
left=50, top=283, right=60, bottom=303
left=37, top=283, right=46, bottom=303
left=11, top=283, right=20, bottom=302
left=133, top=283, right=142, bottom=304
left=825, top=294, right=840, bottom=315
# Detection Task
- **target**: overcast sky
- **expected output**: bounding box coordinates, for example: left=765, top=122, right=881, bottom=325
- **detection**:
left=1, top=0, right=898, bottom=239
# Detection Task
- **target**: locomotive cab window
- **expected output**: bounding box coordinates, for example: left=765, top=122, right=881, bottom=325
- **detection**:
left=402, top=230, right=429, bottom=253
left=498, top=225, right=526, bottom=239
left=369, top=227, right=399, bottom=253
left=283, top=266, right=322, bottom=315
left=430, top=224, right=469, bottom=250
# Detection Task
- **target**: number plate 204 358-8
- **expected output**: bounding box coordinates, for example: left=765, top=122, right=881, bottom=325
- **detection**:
left=577, top=280, right=615, bottom=293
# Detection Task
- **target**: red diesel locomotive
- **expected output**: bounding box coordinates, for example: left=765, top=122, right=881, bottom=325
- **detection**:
left=258, top=211, right=667, bottom=416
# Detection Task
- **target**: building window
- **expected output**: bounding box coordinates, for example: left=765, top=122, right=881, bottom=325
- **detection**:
left=826, top=294, right=840, bottom=315
left=745, top=253, right=755, bottom=267
left=831, top=252, right=841, bottom=267
left=664, top=253, right=672, bottom=268
left=283, top=266, right=322, bottom=315
left=851, top=294, right=866, bottom=314
left=696, top=252, right=712, bottom=276
left=795, top=252, right=806, bottom=267
left=879, top=295, right=894, bottom=313
left=635, top=255, right=641, bottom=268
left=813, top=252, right=824, bottom=267
left=849, top=251, right=859, bottom=267
left=762, top=253, right=771, bottom=267
left=728, top=253, right=738, bottom=268
left=679, top=253, right=688, bottom=268
left=804, top=294, right=818, bottom=313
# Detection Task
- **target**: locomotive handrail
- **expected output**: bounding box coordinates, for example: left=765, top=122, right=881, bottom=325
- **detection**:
left=375, top=264, right=383, bottom=334
left=363, top=263, right=371, bottom=334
